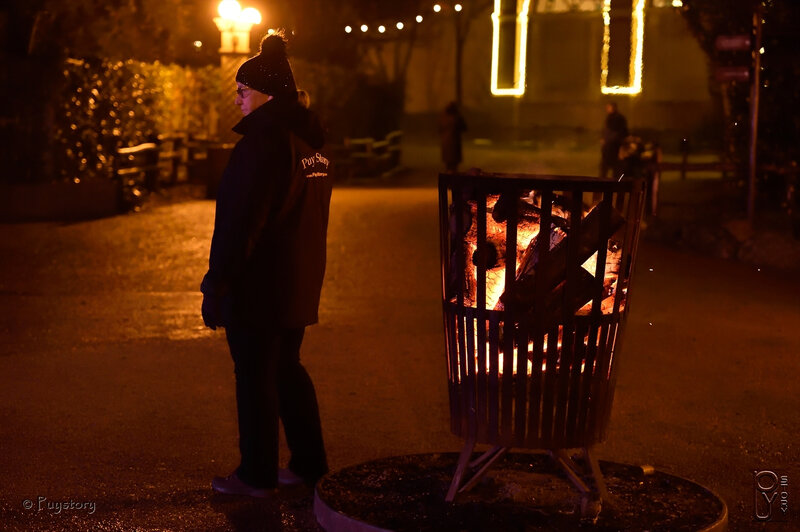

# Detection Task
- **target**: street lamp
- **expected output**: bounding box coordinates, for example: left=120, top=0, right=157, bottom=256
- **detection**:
left=212, top=0, right=263, bottom=143
left=214, top=0, right=262, bottom=54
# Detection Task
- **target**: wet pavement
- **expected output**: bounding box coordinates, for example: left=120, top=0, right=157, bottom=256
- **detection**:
left=1, top=144, right=799, bottom=531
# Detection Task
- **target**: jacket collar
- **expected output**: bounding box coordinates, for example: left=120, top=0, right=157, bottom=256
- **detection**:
left=232, top=98, right=325, bottom=149
left=232, top=98, right=290, bottom=136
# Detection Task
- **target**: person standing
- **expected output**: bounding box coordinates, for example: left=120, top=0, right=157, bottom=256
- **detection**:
left=439, top=101, right=467, bottom=173
left=200, top=32, right=331, bottom=497
left=599, top=101, right=628, bottom=179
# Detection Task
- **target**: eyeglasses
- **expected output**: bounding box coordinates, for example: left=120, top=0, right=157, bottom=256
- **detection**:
left=235, top=87, right=252, bottom=98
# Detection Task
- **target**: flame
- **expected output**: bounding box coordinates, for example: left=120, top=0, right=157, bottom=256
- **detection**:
left=454, top=324, right=606, bottom=381
left=460, top=194, right=623, bottom=313
left=462, top=194, right=541, bottom=309
left=451, top=193, right=625, bottom=384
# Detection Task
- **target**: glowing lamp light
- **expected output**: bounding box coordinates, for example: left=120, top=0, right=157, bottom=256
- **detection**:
left=490, top=0, right=531, bottom=97
left=215, top=0, right=262, bottom=54
left=671, top=0, right=683, bottom=6
left=218, top=0, right=241, bottom=20
left=396, top=22, right=404, bottom=30
left=193, top=40, right=203, bottom=48
left=361, top=24, right=368, bottom=32
left=267, top=28, right=275, bottom=34
left=416, top=15, right=423, bottom=23
left=455, top=4, right=463, bottom=12
left=240, top=7, right=261, bottom=24
left=216, top=0, right=261, bottom=27
left=378, top=25, right=386, bottom=33
left=600, top=0, right=644, bottom=95
left=345, top=25, right=352, bottom=33
left=434, top=4, right=442, bottom=13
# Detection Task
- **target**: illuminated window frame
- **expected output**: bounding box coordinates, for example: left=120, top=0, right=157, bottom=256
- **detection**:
left=490, top=0, right=531, bottom=97
left=601, top=0, right=645, bottom=95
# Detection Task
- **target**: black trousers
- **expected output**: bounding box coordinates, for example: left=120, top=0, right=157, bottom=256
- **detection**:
left=600, top=144, right=622, bottom=179
left=225, top=324, right=328, bottom=488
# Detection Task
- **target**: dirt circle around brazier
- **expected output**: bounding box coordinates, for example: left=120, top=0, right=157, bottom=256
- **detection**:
left=313, top=452, right=727, bottom=532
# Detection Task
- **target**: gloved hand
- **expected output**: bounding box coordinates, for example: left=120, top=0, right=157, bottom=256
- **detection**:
left=202, top=293, right=222, bottom=330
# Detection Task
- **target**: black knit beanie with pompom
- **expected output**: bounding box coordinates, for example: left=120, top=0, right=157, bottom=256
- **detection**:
left=235, top=33, right=297, bottom=99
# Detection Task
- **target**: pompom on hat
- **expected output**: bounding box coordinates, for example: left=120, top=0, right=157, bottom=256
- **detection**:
left=236, top=32, right=297, bottom=99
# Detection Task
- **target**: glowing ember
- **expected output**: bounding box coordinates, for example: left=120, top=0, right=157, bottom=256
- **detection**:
left=452, top=322, right=602, bottom=381
left=448, top=191, right=629, bottom=383
left=456, top=193, right=624, bottom=315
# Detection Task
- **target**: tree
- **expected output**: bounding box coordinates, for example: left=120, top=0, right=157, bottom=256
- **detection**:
left=450, top=0, right=493, bottom=106
left=276, top=0, right=425, bottom=138
left=679, top=1, right=754, bottom=162
left=25, top=0, right=207, bottom=64
left=680, top=0, right=800, bottom=214
left=0, top=0, right=215, bottom=182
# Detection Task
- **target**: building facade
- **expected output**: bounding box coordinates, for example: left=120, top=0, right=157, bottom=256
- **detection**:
left=402, top=0, right=713, bottom=141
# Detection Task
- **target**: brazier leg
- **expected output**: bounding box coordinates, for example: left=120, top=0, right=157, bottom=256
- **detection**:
left=551, top=450, right=591, bottom=496
left=584, top=447, right=610, bottom=502
left=459, top=446, right=508, bottom=494
left=469, top=445, right=503, bottom=469
left=446, top=438, right=475, bottom=502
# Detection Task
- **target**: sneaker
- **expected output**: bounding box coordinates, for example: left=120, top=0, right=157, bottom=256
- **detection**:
left=278, top=468, right=306, bottom=486
left=212, top=473, right=274, bottom=498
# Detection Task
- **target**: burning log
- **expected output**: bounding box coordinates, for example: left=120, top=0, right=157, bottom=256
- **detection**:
left=491, top=192, right=570, bottom=232
left=537, top=269, right=598, bottom=320
left=472, top=240, right=500, bottom=270
left=491, top=192, right=520, bottom=223
left=516, top=224, right=567, bottom=280
left=501, top=205, right=625, bottom=314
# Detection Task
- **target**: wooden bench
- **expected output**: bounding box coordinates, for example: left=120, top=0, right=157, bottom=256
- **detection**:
left=156, top=134, right=186, bottom=186
left=114, top=142, right=159, bottom=208
left=113, top=135, right=197, bottom=208
left=184, top=137, right=217, bottom=184
left=339, top=130, right=404, bottom=179
left=344, top=137, right=378, bottom=178
left=657, top=160, right=738, bottom=180
left=385, top=130, right=403, bottom=171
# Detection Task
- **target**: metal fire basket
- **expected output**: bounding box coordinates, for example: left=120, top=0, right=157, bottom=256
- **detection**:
left=438, top=172, right=646, bottom=505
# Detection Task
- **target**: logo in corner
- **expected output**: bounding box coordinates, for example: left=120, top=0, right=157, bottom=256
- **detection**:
left=754, top=470, right=789, bottom=522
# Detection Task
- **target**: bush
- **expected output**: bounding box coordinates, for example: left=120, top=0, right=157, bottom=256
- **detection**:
left=51, top=59, right=220, bottom=183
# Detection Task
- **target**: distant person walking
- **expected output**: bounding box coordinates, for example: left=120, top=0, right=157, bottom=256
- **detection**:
left=439, top=101, right=467, bottom=173
left=599, top=101, right=628, bottom=179
left=201, top=32, right=331, bottom=498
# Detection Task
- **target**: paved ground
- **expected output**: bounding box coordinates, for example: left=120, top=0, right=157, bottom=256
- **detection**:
left=0, top=143, right=798, bottom=531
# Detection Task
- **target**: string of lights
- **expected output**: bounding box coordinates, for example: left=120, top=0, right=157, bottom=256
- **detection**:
left=338, top=0, right=684, bottom=98
left=341, top=3, right=464, bottom=35
left=601, top=0, right=645, bottom=95
left=490, top=0, right=530, bottom=97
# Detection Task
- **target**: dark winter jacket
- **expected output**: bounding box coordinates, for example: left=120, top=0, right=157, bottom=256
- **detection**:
left=201, top=97, right=332, bottom=328
left=601, top=110, right=628, bottom=162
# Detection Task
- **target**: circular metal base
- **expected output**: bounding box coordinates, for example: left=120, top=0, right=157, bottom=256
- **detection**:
left=314, top=452, right=728, bottom=531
